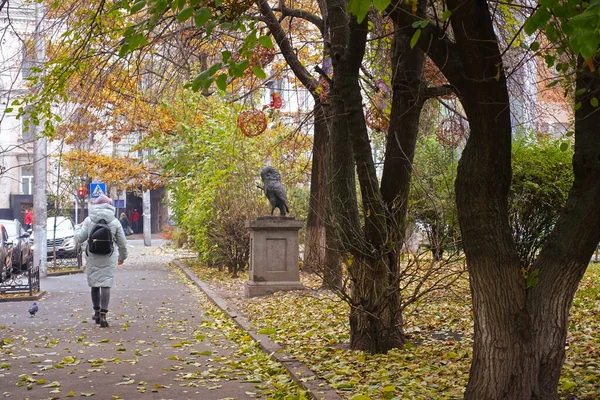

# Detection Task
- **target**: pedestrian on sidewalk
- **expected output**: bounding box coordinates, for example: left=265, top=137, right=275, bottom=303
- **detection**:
left=119, top=212, right=132, bottom=235
left=130, top=208, right=140, bottom=233
left=74, top=194, right=128, bottom=327
left=24, top=208, right=33, bottom=231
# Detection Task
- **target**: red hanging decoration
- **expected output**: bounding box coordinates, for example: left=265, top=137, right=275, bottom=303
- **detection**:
left=238, top=109, right=267, bottom=137
left=318, top=77, right=330, bottom=104
left=436, top=117, right=466, bottom=149
left=270, top=92, right=282, bottom=109
left=365, top=106, right=390, bottom=132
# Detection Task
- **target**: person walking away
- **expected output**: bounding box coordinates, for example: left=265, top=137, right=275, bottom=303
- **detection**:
left=24, top=209, right=33, bottom=231
left=119, top=212, right=131, bottom=235
left=74, top=195, right=127, bottom=327
left=130, top=208, right=140, bottom=233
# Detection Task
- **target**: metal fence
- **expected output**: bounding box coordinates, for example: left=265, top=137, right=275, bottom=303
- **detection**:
left=47, top=251, right=83, bottom=270
left=0, top=262, right=40, bottom=296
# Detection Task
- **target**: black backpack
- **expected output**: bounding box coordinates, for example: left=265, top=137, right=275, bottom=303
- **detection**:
left=87, top=219, right=114, bottom=256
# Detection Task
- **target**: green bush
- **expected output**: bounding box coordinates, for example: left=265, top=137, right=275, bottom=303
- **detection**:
left=146, top=92, right=311, bottom=275
left=409, top=134, right=461, bottom=259
left=509, top=135, right=574, bottom=268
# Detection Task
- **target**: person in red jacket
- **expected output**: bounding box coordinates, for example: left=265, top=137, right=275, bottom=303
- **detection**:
left=130, top=208, right=140, bottom=233
left=24, top=209, right=33, bottom=231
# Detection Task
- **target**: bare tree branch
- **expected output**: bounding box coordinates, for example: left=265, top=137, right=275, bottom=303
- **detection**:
left=273, top=1, right=324, bottom=35
left=257, top=0, right=319, bottom=94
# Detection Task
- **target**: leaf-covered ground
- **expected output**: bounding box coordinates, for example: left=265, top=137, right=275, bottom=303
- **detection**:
left=187, top=260, right=600, bottom=399
left=0, top=247, right=307, bottom=399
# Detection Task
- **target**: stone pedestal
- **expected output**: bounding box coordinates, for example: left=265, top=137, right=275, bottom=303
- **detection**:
left=245, top=216, right=305, bottom=297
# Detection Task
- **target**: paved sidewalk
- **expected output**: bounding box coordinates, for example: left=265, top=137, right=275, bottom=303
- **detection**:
left=0, top=247, right=285, bottom=399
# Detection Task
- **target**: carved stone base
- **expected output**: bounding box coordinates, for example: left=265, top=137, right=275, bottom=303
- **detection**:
left=245, top=216, right=305, bottom=298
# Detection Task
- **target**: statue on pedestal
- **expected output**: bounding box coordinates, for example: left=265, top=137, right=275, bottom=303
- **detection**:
left=259, top=166, right=289, bottom=216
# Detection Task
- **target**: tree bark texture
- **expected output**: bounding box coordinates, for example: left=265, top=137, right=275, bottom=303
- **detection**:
left=325, top=0, right=431, bottom=353
left=389, top=0, right=600, bottom=397
left=387, top=0, right=600, bottom=397
left=304, top=103, right=329, bottom=270
left=527, top=58, right=600, bottom=399
left=323, top=223, right=342, bottom=290
left=349, top=255, right=405, bottom=352
left=380, top=25, right=426, bottom=245
left=444, top=1, right=537, bottom=397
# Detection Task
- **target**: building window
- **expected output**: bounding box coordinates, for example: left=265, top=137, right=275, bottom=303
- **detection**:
left=21, top=40, right=35, bottom=80
left=21, top=167, right=33, bottom=195
left=268, top=79, right=283, bottom=96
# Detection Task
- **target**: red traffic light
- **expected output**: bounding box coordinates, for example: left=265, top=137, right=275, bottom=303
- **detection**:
left=77, top=186, right=87, bottom=198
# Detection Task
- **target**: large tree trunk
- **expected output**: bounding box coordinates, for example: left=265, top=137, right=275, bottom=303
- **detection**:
left=445, top=3, right=600, bottom=398
left=390, top=0, right=600, bottom=396
left=389, top=0, right=537, bottom=393
left=528, top=58, right=600, bottom=399
left=326, top=1, right=406, bottom=353
left=325, top=0, right=434, bottom=352
left=380, top=25, right=426, bottom=244
left=349, top=255, right=405, bottom=352
left=446, top=0, right=538, bottom=397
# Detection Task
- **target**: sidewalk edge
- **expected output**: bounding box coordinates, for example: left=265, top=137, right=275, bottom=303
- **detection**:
left=173, top=259, right=343, bottom=400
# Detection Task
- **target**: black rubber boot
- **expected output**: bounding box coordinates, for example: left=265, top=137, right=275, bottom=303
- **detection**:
left=99, top=309, right=109, bottom=328
left=92, top=308, right=100, bottom=324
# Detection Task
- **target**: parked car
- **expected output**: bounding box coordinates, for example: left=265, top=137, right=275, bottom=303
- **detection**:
left=0, top=224, right=13, bottom=282
left=0, top=219, right=31, bottom=272
left=47, top=217, right=81, bottom=259
left=30, top=217, right=81, bottom=259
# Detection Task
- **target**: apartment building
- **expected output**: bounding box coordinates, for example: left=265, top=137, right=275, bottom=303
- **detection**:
left=0, top=0, right=39, bottom=222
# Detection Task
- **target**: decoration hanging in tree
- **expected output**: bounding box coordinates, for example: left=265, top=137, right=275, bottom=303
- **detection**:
left=365, top=79, right=391, bottom=132
left=238, top=108, right=267, bottom=137
left=318, top=77, right=330, bottom=104
left=436, top=116, right=467, bottom=149
left=270, top=92, right=283, bottom=109
left=365, top=105, right=390, bottom=132
left=251, top=45, right=276, bottom=67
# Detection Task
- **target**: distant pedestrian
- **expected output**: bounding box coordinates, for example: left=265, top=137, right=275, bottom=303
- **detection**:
left=74, top=195, right=127, bottom=328
left=119, top=212, right=130, bottom=235
left=130, top=208, right=140, bottom=233
left=24, top=209, right=33, bottom=231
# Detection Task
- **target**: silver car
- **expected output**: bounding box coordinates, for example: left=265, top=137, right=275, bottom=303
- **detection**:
left=30, top=217, right=81, bottom=259
left=46, top=217, right=81, bottom=259
left=0, top=219, right=31, bottom=272
left=0, top=224, right=13, bottom=282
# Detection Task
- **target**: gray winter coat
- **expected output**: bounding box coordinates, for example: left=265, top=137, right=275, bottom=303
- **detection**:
left=74, top=203, right=128, bottom=288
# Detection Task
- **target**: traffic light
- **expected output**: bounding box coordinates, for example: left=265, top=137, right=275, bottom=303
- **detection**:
left=77, top=186, right=87, bottom=198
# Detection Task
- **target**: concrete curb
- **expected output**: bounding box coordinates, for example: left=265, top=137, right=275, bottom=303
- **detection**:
left=0, top=290, right=47, bottom=302
left=174, top=259, right=343, bottom=400
left=47, top=269, right=85, bottom=277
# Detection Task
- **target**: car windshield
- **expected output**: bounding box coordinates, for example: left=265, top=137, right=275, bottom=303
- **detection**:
left=3, top=223, right=17, bottom=236
left=47, top=219, right=73, bottom=232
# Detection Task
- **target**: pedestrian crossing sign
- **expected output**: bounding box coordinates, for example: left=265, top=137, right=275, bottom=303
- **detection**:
left=90, top=182, right=106, bottom=198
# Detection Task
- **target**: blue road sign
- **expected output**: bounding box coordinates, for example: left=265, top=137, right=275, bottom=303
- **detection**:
left=113, top=199, right=125, bottom=208
left=90, top=182, right=106, bottom=198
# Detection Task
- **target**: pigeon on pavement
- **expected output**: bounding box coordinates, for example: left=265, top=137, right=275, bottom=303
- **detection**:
left=28, top=302, right=38, bottom=317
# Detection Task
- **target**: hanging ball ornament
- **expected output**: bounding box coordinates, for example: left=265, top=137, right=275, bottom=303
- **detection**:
left=238, top=108, right=267, bottom=137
